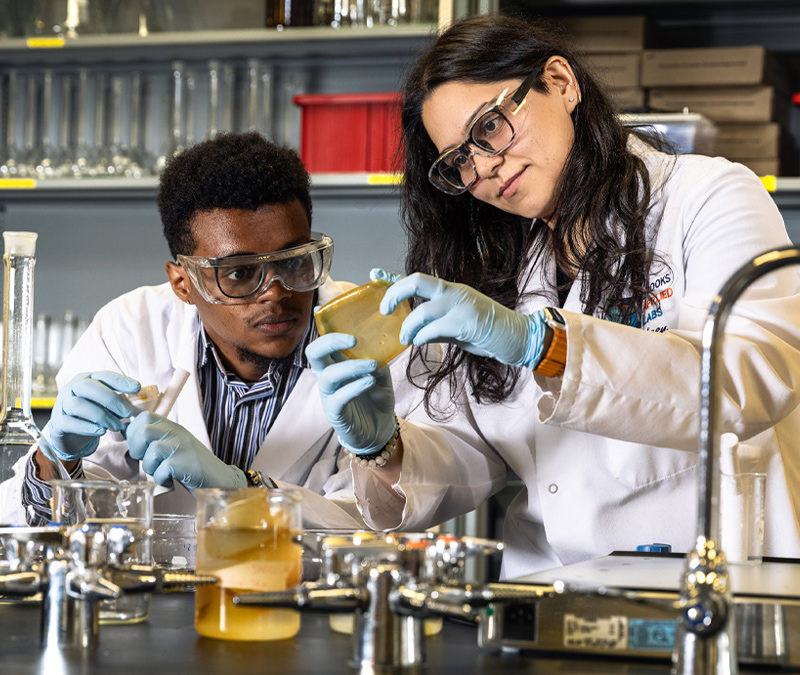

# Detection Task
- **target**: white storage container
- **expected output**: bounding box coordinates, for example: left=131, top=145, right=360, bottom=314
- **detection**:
left=619, top=111, right=718, bottom=155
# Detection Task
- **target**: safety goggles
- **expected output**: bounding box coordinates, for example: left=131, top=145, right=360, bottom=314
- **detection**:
left=428, top=70, right=541, bottom=195
left=177, top=232, right=333, bottom=305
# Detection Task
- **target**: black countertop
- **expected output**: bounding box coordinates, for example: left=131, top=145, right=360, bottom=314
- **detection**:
left=0, top=593, right=765, bottom=675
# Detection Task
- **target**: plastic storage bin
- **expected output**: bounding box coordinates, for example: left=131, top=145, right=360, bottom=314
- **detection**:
left=294, top=92, right=403, bottom=173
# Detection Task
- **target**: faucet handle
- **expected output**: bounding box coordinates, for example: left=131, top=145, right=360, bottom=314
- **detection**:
left=678, top=536, right=731, bottom=638
left=104, top=565, right=219, bottom=594
left=233, top=581, right=365, bottom=613
left=0, top=570, right=44, bottom=597
left=66, top=567, right=121, bottom=602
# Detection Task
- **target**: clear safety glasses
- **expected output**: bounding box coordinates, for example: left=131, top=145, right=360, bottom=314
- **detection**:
left=177, top=232, right=333, bottom=305
left=427, top=70, right=542, bottom=196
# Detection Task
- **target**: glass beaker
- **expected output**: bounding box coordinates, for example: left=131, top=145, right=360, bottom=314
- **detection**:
left=152, top=513, right=197, bottom=571
left=720, top=471, right=767, bottom=564
left=194, top=487, right=303, bottom=641
left=244, top=59, right=273, bottom=140
left=314, top=277, right=412, bottom=368
left=51, top=479, right=155, bottom=623
left=0, top=232, right=41, bottom=484
left=207, top=59, right=236, bottom=140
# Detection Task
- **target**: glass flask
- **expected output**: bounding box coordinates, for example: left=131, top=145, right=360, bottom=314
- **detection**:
left=0, top=232, right=41, bottom=484
left=314, top=277, right=412, bottom=368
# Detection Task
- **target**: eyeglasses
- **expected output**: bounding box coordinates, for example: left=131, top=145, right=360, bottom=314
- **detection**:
left=428, top=70, right=541, bottom=195
left=177, top=232, right=333, bottom=305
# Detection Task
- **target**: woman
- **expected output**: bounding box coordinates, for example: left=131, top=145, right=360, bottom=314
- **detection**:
left=306, top=15, right=800, bottom=578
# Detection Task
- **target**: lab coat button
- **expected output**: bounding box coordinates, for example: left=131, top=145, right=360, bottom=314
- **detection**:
left=548, top=483, right=558, bottom=494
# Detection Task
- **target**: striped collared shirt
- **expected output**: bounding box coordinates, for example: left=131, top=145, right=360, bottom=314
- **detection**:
left=197, top=320, right=317, bottom=471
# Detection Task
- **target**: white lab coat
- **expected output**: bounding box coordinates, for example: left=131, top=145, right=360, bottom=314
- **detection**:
left=355, top=138, right=800, bottom=579
left=0, top=278, right=420, bottom=529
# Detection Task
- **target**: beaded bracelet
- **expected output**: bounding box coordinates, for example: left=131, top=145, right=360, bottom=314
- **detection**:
left=343, top=415, right=400, bottom=469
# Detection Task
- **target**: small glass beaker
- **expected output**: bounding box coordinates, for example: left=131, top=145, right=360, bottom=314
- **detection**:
left=51, top=479, right=155, bottom=623
left=314, top=278, right=412, bottom=368
left=194, top=488, right=303, bottom=641
left=720, top=471, right=766, bottom=564
left=152, top=513, right=197, bottom=570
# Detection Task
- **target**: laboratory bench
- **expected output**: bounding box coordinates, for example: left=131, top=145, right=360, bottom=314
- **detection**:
left=0, top=592, right=792, bottom=675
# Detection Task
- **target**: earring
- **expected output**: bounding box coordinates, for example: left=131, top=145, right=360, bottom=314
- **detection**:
left=569, top=97, right=574, bottom=102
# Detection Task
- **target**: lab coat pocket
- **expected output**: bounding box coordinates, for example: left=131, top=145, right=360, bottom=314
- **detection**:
left=605, top=438, right=700, bottom=491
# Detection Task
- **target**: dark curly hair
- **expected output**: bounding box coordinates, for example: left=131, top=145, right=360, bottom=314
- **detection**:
left=401, top=14, right=666, bottom=412
left=157, top=131, right=313, bottom=259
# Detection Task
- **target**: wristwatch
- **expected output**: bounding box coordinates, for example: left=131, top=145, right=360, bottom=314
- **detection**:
left=533, top=307, right=567, bottom=378
left=245, top=470, right=278, bottom=489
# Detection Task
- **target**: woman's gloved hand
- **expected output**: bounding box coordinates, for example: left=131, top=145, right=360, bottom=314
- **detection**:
left=377, top=270, right=547, bottom=370
left=305, top=332, right=397, bottom=455
left=41, top=371, right=141, bottom=461
left=126, top=412, right=247, bottom=492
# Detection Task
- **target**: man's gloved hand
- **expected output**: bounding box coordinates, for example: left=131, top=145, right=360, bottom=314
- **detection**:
left=305, top=333, right=397, bottom=455
left=126, top=412, right=247, bottom=492
left=41, top=371, right=141, bottom=461
left=377, top=270, right=547, bottom=370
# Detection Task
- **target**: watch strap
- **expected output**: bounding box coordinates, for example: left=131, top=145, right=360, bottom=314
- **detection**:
left=533, top=308, right=567, bottom=378
left=246, top=470, right=278, bottom=488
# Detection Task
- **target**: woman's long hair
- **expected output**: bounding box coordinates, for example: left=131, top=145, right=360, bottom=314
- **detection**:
left=400, top=14, right=662, bottom=414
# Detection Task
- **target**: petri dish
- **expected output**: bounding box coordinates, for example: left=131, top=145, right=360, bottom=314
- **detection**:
left=314, top=278, right=412, bottom=368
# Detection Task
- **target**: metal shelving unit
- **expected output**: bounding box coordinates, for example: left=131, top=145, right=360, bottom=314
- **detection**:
left=0, top=173, right=797, bottom=200
left=0, top=173, right=403, bottom=201
left=0, top=24, right=439, bottom=62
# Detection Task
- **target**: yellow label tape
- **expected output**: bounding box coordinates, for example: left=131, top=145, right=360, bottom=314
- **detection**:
left=759, top=175, right=777, bottom=193
left=367, top=174, right=403, bottom=186
left=0, top=178, right=38, bottom=189
left=26, top=37, right=66, bottom=49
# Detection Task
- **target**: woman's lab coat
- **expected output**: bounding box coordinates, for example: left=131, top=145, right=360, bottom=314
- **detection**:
left=0, top=278, right=419, bottom=529
left=354, top=138, right=800, bottom=579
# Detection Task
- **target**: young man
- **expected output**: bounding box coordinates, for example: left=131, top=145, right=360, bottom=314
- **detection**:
left=0, top=132, right=374, bottom=527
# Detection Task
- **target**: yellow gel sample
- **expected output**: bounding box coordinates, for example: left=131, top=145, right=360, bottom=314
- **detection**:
left=315, top=278, right=412, bottom=368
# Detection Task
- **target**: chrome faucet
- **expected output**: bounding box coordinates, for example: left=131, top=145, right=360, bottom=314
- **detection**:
left=673, top=245, right=800, bottom=675
left=0, top=523, right=216, bottom=650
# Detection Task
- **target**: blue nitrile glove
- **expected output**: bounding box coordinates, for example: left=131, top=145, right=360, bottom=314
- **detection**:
left=126, top=412, right=247, bottom=492
left=305, top=332, right=397, bottom=456
left=41, top=371, right=141, bottom=461
left=376, top=269, right=547, bottom=370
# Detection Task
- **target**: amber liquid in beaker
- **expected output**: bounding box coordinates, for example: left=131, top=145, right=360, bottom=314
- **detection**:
left=315, top=278, right=412, bottom=368
left=195, top=512, right=302, bottom=640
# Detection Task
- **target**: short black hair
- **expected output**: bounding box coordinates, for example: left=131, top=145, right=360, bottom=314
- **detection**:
left=157, top=131, right=313, bottom=258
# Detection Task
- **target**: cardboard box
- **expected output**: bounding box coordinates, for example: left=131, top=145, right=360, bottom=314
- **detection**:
left=641, top=46, right=788, bottom=90
left=609, top=87, right=646, bottom=111
left=647, top=86, right=784, bottom=123
left=735, top=157, right=780, bottom=176
left=558, top=16, right=647, bottom=52
left=714, top=123, right=780, bottom=159
left=584, top=52, right=641, bottom=89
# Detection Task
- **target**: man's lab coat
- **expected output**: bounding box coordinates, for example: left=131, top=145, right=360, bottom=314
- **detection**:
left=0, top=278, right=413, bottom=528
left=355, top=139, right=800, bottom=579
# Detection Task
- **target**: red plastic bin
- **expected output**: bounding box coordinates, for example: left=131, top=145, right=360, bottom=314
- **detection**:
left=294, top=92, right=403, bottom=173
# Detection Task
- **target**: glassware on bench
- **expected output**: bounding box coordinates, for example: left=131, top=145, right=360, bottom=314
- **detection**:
left=194, top=487, right=303, bottom=641
left=0, top=232, right=41, bottom=484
